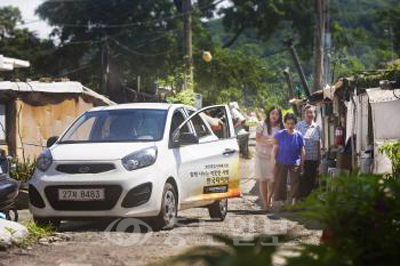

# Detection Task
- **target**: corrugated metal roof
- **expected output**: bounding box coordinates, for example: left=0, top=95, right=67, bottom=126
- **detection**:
left=0, top=81, right=114, bottom=105
left=366, top=88, right=400, bottom=103
left=0, top=81, right=82, bottom=93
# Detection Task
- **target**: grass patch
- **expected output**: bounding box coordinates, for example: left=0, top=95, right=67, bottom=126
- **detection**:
left=13, top=220, right=55, bottom=248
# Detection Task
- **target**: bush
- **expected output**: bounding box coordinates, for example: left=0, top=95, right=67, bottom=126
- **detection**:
left=166, top=89, right=195, bottom=106
left=10, top=160, right=36, bottom=182
left=379, top=141, right=400, bottom=178
left=291, top=173, right=400, bottom=266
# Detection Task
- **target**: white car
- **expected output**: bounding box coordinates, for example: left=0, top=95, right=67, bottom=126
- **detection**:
left=29, top=103, right=241, bottom=229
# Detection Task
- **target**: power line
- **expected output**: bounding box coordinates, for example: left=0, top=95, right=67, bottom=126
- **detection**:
left=59, top=28, right=175, bottom=48
left=110, top=37, right=177, bottom=57
left=55, top=61, right=93, bottom=77
left=32, top=0, right=225, bottom=29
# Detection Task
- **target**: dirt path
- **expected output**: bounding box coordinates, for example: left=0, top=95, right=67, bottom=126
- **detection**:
left=1, top=132, right=321, bottom=266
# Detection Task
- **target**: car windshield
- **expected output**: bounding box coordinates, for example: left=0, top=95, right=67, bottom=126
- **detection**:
left=59, top=109, right=167, bottom=143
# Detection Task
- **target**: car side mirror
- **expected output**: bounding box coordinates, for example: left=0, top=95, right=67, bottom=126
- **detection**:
left=47, top=136, right=59, bottom=148
left=178, top=132, right=199, bottom=146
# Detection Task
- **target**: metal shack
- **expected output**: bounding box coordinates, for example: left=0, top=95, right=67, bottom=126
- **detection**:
left=343, top=85, right=400, bottom=174
left=0, top=80, right=114, bottom=161
left=306, top=71, right=400, bottom=176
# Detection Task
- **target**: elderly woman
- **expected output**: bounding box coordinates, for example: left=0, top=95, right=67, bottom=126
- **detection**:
left=255, top=106, right=284, bottom=211
left=296, top=105, right=321, bottom=198
left=272, top=113, right=305, bottom=206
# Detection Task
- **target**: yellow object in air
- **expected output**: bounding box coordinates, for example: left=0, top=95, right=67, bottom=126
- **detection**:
left=202, top=51, right=212, bottom=63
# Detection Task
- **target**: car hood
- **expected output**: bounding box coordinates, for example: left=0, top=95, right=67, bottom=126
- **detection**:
left=50, top=142, right=157, bottom=161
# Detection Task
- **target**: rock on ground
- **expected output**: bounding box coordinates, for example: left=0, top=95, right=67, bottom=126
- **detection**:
left=0, top=219, right=29, bottom=249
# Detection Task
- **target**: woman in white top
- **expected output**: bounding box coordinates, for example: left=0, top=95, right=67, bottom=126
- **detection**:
left=255, top=106, right=284, bottom=210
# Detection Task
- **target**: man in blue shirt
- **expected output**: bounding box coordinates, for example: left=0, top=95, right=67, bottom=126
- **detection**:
left=272, top=113, right=305, bottom=206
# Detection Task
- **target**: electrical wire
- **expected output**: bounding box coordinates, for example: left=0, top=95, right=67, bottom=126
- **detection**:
left=52, top=29, right=175, bottom=76
left=55, top=62, right=93, bottom=77
left=110, top=37, right=177, bottom=57
left=28, top=0, right=225, bottom=29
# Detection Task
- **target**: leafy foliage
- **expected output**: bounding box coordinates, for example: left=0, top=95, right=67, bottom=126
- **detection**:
left=3, top=0, right=399, bottom=109
left=291, top=173, right=400, bottom=266
left=219, top=0, right=314, bottom=58
left=375, top=0, right=400, bottom=57
left=0, top=6, right=56, bottom=80
left=379, top=141, right=400, bottom=178
left=10, top=160, right=36, bottom=182
left=214, top=0, right=399, bottom=86
left=195, top=47, right=289, bottom=109
left=167, top=88, right=195, bottom=106
left=35, top=0, right=214, bottom=99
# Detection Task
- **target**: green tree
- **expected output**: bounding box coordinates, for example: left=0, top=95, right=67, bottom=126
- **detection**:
left=36, top=0, right=216, bottom=101
left=0, top=6, right=55, bottom=80
left=219, top=0, right=314, bottom=59
left=195, top=47, right=289, bottom=109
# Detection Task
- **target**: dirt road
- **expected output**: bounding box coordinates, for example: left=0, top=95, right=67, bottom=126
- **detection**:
left=1, top=133, right=321, bottom=266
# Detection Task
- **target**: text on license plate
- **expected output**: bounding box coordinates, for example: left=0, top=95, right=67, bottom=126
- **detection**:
left=58, top=189, right=105, bottom=201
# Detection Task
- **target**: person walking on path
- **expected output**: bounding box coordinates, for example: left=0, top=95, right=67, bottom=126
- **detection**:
left=229, top=102, right=249, bottom=157
left=255, top=106, right=284, bottom=211
left=296, top=105, right=321, bottom=198
left=272, top=113, right=305, bottom=207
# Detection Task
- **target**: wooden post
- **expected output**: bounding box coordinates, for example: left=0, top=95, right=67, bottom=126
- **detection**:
left=283, top=67, right=295, bottom=99
left=285, top=38, right=311, bottom=97
left=182, top=0, right=193, bottom=90
left=6, top=100, right=17, bottom=158
left=313, top=0, right=327, bottom=93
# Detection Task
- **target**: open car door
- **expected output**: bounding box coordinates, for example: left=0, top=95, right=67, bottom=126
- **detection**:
left=172, top=105, right=241, bottom=208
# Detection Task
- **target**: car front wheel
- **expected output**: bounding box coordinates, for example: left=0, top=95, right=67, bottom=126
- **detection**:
left=153, top=183, right=177, bottom=230
left=208, top=199, right=228, bottom=221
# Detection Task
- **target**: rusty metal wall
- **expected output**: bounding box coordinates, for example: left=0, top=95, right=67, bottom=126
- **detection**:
left=15, top=96, right=95, bottom=161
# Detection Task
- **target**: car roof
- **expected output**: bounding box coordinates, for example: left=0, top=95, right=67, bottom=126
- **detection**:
left=89, top=103, right=188, bottom=112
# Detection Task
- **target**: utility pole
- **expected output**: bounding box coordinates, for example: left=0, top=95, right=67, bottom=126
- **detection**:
left=313, top=0, right=327, bottom=93
left=324, top=0, right=330, bottom=84
left=284, top=38, right=311, bottom=98
left=283, top=67, right=295, bottom=99
left=283, top=67, right=299, bottom=116
left=100, top=37, right=110, bottom=95
left=389, top=26, right=394, bottom=62
left=182, top=0, right=193, bottom=90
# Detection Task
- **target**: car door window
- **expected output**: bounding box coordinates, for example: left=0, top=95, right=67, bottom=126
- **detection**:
left=190, top=114, right=212, bottom=138
left=170, top=109, right=190, bottom=138
left=188, top=107, right=230, bottom=139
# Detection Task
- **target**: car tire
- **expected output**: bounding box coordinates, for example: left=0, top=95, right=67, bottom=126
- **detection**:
left=208, top=199, right=228, bottom=221
left=33, top=217, right=61, bottom=229
left=152, top=183, right=177, bottom=231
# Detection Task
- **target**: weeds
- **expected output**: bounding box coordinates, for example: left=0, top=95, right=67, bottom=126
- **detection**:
left=13, top=220, right=55, bottom=248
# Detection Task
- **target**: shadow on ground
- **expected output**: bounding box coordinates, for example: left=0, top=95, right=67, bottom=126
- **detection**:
left=247, top=178, right=323, bottom=231
left=58, top=215, right=222, bottom=233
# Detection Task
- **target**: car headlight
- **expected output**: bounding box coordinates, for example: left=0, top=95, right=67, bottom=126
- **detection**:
left=36, top=149, right=53, bottom=172
left=122, top=147, right=158, bottom=171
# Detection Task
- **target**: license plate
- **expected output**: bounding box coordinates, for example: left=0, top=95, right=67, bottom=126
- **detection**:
left=58, top=189, right=105, bottom=201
